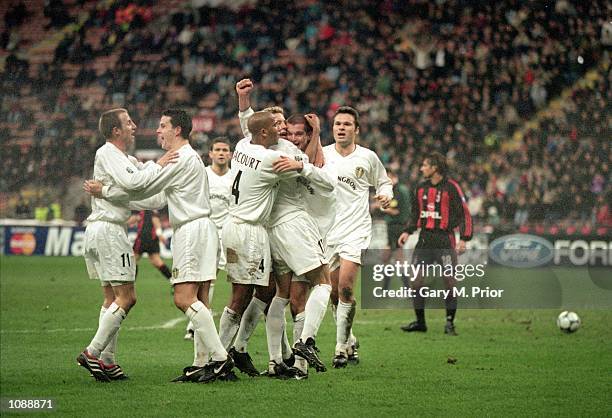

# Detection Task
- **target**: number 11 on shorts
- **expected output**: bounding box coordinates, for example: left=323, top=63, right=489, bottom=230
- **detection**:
left=121, top=253, right=132, bottom=267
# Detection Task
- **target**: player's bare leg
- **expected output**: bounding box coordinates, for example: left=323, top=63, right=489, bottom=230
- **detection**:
left=293, top=264, right=331, bottom=372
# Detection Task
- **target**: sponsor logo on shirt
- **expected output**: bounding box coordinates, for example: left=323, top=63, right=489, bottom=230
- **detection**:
left=296, top=177, right=314, bottom=195
left=420, top=210, right=442, bottom=219
left=209, top=193, right=230, bottom=204
left=337, top=176, right=356, bottom=191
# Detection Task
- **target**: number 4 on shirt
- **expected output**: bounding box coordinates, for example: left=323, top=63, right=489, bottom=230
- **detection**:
left=232, top=170, right=243, bottom=204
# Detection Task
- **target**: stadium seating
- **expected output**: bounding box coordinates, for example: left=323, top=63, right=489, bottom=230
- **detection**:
left=1, top=0, right=609, bottom=232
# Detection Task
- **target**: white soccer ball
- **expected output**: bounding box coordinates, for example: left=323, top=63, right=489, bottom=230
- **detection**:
left=557, top=311, right=581, bottom=333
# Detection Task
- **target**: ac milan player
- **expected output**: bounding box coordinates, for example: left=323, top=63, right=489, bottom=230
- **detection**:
left=132, top=210, right=172, bottom=281
left=397, top=152, right=472, bottom=335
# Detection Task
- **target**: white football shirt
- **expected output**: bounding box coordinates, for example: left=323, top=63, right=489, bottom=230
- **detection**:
left=229, top=137, right=298, bottom=224
left=323, top=144, right=393, bottom=245
left=102, top=143, right=212, bottom=229
left=88, top=142, right=161, bottom=224
left=205, top=165, right=233, bottom=230
left=298, top=162, right=337, bottom=238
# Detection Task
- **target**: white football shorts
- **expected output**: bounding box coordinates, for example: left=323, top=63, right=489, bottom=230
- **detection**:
left=84, top=221, right=135, bottom=283
left=327, top=235, right=370, bottom=272
left=222, top=220, right=271, bottom=286
left=269, top=212, right=326, bottom=277
left=170, top=217, right=218, bottom=284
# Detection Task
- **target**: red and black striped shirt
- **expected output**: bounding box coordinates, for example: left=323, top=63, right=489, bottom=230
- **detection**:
left=404, top=177, right=473, bottom=241
left=134, top=210, right=158, bottom=245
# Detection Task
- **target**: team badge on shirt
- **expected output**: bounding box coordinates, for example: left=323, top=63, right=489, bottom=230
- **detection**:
left=126, top=167, right=134, bottom=174
left=355, top=167, right=365, bottom=179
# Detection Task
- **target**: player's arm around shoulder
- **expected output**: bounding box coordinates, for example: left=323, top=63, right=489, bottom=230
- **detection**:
left=266, top=150, right=304, bottom=181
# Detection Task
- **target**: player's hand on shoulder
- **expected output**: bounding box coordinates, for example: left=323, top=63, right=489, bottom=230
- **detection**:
left=236, top=78, right=253, bottom=96
left=273, top=156, right=303, bottom=173
left=157, top=151, right=179, bottom=167
left=83, top=179, right=104, bottom=198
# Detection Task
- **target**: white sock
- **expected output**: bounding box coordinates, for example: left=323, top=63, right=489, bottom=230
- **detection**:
left=234, top=297, right=266, bottom=353
left=332, top=303, right=337, bottom=323
left=293, top=312, right=305, bottom=345
left=293, top=311, right=307, bottom=372
left=281, top=321, right=292, bottom=361
left=186, top=301, right=226, bottom=362
left=266, top=296, right=289, bottom=363
left=87, top=302, right=126, bottom=358
left=208, top=282, right=215, bottom=305
left=218, top=306, right=241, bottom=350
left=335, top=300, right=356, bottom=353
left=98, top=306, right=118, bottom=365
left=301, top=284, right=331, bottom=341
left=193, top=308, right=212, bottom=367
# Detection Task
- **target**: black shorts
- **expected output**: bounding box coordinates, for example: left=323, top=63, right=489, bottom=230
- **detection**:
left=412, top=230, right=457, bottom=266
left=134, top=238, right=160, bottom=255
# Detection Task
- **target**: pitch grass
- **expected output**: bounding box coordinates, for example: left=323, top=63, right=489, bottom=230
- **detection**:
left=1, top=256, right=610, bottom=417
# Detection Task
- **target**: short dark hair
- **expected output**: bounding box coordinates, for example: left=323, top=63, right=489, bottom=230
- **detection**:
left=209, top=137, right=231, bottom=151
left=162, top=109, right=192, bottom=139
left=286, top=114, right=313, bottom=135
left=333, top=106, right=360, bottom=129
left=424, top=152, right=448, bottom=176
left=99, top=108, right=127, bottom=139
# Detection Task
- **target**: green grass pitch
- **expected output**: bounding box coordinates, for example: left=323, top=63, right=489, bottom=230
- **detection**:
left=1, top=256, right=611, bottom=417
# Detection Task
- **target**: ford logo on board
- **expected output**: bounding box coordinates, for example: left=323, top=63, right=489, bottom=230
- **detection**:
left=489, top=234, right=554, bottom=268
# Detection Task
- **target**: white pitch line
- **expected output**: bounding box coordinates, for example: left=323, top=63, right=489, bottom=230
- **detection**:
left=0, top=317, right=187, bottom=334
left=1, top=317, right=395, bottom=335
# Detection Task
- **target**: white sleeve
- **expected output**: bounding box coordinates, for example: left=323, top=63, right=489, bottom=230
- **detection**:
left=238, top=107, right=255, bottom=137
left=128, top=193, right=167, bottom=210
left=300, top=163, right=335, bottom=193
left=369, top=153, right=393, bottom=198
left=119, top=157, right=186, bottom=200
left=100, top=150, right=162, bottom=191
left=101, top=185, right=167, bottom=210
left=260, top=151, right=301, bottom=184
left=101, top=185, right=130, bottom=205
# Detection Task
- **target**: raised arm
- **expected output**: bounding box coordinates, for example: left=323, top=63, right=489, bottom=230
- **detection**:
left=236, top=78, right=255, bottom=137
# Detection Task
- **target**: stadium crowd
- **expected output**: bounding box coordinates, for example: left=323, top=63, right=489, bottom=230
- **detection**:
left=1, top=0, right=609, bottom=228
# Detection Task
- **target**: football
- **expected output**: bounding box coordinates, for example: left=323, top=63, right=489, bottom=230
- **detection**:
left=557, top=311, right=581, bottom=333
